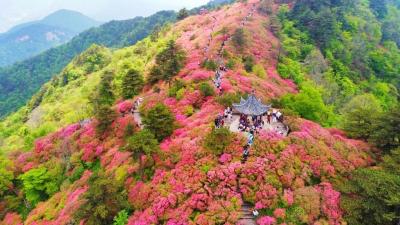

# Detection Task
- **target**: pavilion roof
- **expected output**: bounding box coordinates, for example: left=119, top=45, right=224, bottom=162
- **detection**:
left=233, top=95, right=270, bottom=116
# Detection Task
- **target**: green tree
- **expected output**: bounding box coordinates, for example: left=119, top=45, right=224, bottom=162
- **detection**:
left=232, top=28, right=247, bottom=52
left=142, top=103, right=175, bottom=141
left=281, top=82, right=336, bottom=127
left=242, top=56, right=255, bottom=73
left=148, top=40, right=186, bottom=85
left=91, top=70, right=116, bottom=135
left=74, top=171, right=129, bottom=225
left=121, top=68, right=144, bottom=100
left=340, top=94, right=382, bottom=139
left=19, top=164, right=64, bottom=207
left=340, top=168, right=400, bottom=225
left=204, top=127, right=233, bottom=155
left=177, top=8, right=189, bottom=20
left=369, top=106, right=400, bottom=152
left=126, top=129, right=159, bottom=178
left=199, top=82, right=215, bottom=97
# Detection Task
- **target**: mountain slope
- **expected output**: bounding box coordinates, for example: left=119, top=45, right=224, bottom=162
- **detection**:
left=0, top=10, right=101, bottom=67
left=0, top=10, right=177, bottom=118
left=0, top=1, right=378, bottom=224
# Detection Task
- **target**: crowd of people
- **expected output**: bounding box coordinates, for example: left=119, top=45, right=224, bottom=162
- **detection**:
left=238, top=114, right=265, bottom=133
left=266, top=109, right=283, bottom=124
left=214, top=107, right=233, bottom=128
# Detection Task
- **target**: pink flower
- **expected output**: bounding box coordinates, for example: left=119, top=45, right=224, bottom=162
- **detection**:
left=283, top=189, right=294, bottom=206
left=219, top=153, right=232, bottom=164
left=257, top=216, right=276, bottom=225
left=273, top=208, right=285, bottom=218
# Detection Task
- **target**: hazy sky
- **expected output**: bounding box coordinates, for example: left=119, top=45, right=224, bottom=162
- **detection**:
left=0, top=0, right=209, bottom=32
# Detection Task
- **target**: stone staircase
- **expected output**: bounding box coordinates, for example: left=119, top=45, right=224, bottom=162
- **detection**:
left=237, top=202, right=257, bottom=225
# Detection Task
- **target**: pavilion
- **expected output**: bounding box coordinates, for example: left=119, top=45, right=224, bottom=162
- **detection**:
left=233, top=95, right=271, bottom=116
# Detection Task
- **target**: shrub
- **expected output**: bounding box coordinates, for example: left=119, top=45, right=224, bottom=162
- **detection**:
left=142, top=103, right=175, bottom=141
left=199, top=82, right=215, bottom=97
left=184, top=106, right=194, bottom=116
left=216, top=93, right=241, bottom=107
left=232, top=28, right=247, bottom=52
left=74, top=171, right=130, bottom=225
left=253, top=64, right=267, bottom=78
left=168, top=79, right=186, bottom=98
left=242, top=56, right=255, bottom=73
left=201, top=59, right=218, bottom=71
left=204, top=127, right=233, bottom=155
left=278, top=57, right=305, bottom=85
left=113, top=210, right=129, bottom=225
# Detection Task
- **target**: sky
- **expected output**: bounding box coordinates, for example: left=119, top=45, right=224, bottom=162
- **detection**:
left=0, top=0, right=209, bottom=32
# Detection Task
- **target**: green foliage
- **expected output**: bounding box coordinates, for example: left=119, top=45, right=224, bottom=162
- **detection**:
left=277, top=57, right=304, bottom=84
left=201, top=59, right=218, bottom=71
left=168, top=79, right=186, bottom=98
left=252, top=64, right=267, bottom=79
left=148, top=40, right=186, bottom=84
left=126, top=129, right=160, bottom=160
left=340, top=168, right=400, bottom=225
left=142, top=103, right=175, bottom=142
left=0, top=156, right=14, bottom=197
left=281, top=82, right=336, bottom=127
left=232, top=28, right=247, bottom=52
left=199, top=82, right=215, bottom=97
left=242, top=56, right=255, bottom=73
left=216, top=93, right=241, bottom=107
left=113, top=210, right=129, bottom=225
left=19, top=163, right=64, bottom=207
left=0, top=11, right=176, bottom=118
left=340, top=94, right=382, bottom=140
left=121, top=68, right=144, bottom=100
left=91, top=70, right=117, bottom=135
left=74, top=171, right=130, bottom=225
left=369, top=105, right=400, bottom=152
left=204, top=127, right=233, bottom=155
left=177, top=8, right=189, bottom=20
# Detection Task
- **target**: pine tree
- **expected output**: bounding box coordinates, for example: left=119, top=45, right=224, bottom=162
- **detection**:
left=121, top=68, right=144, bottom=99
left=91, top=70, right=116, bottom=135
left=142, top=103, right=175, bottom=141
left=149, top=40, right=186, bottom=85
left=177, top=8, right=189, bottom=20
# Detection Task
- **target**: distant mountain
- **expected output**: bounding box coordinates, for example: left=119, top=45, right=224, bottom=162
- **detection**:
left=0, top=9, right=101, bottom=67
left=0, top=10, right=177, bottom=118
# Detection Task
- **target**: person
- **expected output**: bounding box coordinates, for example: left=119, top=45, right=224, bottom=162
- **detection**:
left=276, top=110, right=282, bottom=122
left=267, top=111, right=272, bottom=124
left=247, top=130, right=254, bottom=146
left=252, top=209, right=259, bottom=217
left=220, top=119, right=225, bottom=127
left=215, top=117, right=220, bottom=128
left=272, top=109, right=277, bottom=123
left=242, top=145, right=250, bottom=163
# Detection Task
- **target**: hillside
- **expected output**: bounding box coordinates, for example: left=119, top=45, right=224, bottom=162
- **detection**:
left=0, top=10, right=177, bottom=118
left=0, top=0, right=399, bottom=225
left=0, top=10, right=101, bottom=67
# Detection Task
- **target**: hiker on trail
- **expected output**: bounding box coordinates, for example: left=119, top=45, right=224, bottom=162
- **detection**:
left=242, top=144, right=250, bottom=163
left=276, top=110, right=283, bottom=123
left=247, top=130, right=255, bottom=146
left=272, top=109, right=277, bottom=123
left=267, top=111, right=272, bottom=124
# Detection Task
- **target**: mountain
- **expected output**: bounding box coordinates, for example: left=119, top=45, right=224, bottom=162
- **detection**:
left=0, top=10, right=101, bottom=67
left=0, top=0, right=399, bottom=225
left=0, top=10, right=177, bottom=118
